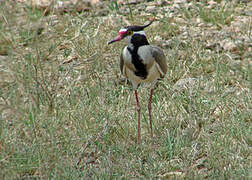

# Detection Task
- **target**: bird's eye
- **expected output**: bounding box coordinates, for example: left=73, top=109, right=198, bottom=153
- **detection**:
left=127, top=30, right=133, bottom=35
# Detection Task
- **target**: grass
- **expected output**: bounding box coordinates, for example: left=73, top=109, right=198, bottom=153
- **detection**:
left=0, top=0, right=251, bottom=179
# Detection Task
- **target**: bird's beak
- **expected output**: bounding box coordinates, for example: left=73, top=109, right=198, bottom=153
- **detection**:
left=108, top=34, right=123, bottom=45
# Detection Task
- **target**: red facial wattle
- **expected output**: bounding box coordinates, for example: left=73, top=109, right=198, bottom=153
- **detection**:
left=108, top=30, right=127, bottom=44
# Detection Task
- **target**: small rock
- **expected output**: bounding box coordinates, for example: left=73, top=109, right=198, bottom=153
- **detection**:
left=180, top=31, right=188, bottom=40
left=0, top=46, right=8, bottom=56
left=146, top=1, right=156, bottom=6
left=0, top=55, right=8, bottom=61
left=243, top=11, right=252, bottom=16
left=32, top=0, right=52, bottom=6
left=207, top=0, right=217, bottom=9
left=238, top=0, right=250, bottom=3
left=173, top=3, right=180, bottom=9
left=221, top=40, right=238, bottom=52
left=225, top=87, right=237, bottom=94
left=230, top=16, right=249, bottom=33
left=167, top=12, right=175, bottom=18
left=154, top=35, right=162, bottom=41
left=186, top=2, right=194, bottom=9
left=162, top=6, right=172, bottom=12
left=162, top=39, right=173, bottom=48
left=120, top=7, right=130, bottom=15
left=95, top=9, right=109, bottom=16
left=205, top=42, right=223, bottom=52
left=173, top=78, right=198, bottom=94
left=128, top=0, right=140, bottom=4
left=133, top=9, right=139, bottom=14
left=198, top=22, right=209, bottom=28
left=137, top=4, right=146, bottom=11
left=117, top=0, right=124, bottom=4
left=90, top=0, right=100, bottom=6
left=196, top=17, right=202, bottom=24
left=175, top=17, right=186, bottom=24
left=151, top=21, right=160, bottom=28
left=117, top=0, right=142, bottom=5
left=146, top=6, right=156, bottom=13
left=174, top=0, right=187, bottom=4
left=156, top=13, right=164, bottom=19
left=157, top=0, right=169, bottom=6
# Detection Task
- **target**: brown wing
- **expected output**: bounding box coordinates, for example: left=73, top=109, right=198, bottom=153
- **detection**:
left=151, top=45, right=167, bottom=78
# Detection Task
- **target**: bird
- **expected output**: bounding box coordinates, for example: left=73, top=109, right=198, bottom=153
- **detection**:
left=108, top=21, right=167, bottom=144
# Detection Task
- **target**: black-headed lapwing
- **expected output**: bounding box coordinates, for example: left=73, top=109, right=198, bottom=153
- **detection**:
left=108, top=21, right=167, bottom=144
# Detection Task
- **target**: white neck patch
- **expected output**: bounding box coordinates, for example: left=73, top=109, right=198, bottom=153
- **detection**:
left=133, top=31, right=146, bottom=36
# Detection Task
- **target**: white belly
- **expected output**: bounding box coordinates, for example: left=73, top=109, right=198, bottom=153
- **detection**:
left=125, top=63, right=160, bottom=89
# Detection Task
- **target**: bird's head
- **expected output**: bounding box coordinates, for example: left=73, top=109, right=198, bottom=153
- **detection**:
left=108, top=21, right=153, bottom=45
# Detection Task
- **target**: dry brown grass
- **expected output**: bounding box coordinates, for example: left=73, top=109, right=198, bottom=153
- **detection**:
left=0, top=0, right=251, bottom=179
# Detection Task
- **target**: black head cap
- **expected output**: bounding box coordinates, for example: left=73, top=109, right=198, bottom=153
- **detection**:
left=125, top=21, right=154, bottom=32
left=108, top=20, right=154, bottom=45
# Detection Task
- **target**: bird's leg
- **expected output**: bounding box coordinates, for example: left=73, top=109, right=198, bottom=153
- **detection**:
left=134, top=90, right=141, bottom=144
left=148, top=89, right=154, bottom=138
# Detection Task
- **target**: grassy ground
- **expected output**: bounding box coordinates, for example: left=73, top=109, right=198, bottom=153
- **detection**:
left=0, top=0, right=251, bottom=179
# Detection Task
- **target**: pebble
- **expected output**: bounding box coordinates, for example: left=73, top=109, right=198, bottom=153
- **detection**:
left=221, top=40, right=238, bottom=52
left=146, top=6, right=156, bottom=13
left=174, top=0, right=187, bottom=4
left=173, top=78, right=199, bottom=95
